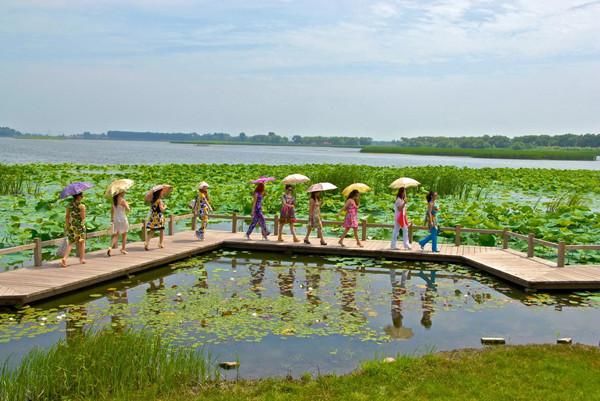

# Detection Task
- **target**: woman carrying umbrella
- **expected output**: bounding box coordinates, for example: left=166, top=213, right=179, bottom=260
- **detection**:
left=418, top=191, right=439, bottom=253
left=59, top=182, right=92, bottom=267
left=338, top=189, right=363, bottom=248
left=246, top=177, right=273, bottom=240
left=106, top=179, right=133, bottom=256
left=145, top=184, right=171, bottom=250
left=390, top=187, right=411, bottom=250
left=277, top=184, right=300, bottom=242
left=304, top=182, right=336, bottom=245
left=192, top=181, right=213, bottom=241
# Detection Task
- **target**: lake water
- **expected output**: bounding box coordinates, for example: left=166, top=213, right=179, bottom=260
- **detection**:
left=1, top=250, right=598, bottom=378
left=1, top=138, right=599, bottom=169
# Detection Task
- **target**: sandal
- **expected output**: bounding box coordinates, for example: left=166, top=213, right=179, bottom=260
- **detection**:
left=320, top=240, right=327, bottom=246
left=304, top=239, right=311, bottom=245
left=120, top=249, right=128, bottom=255
left=59, top=259, right=67, bottom=268
left=107, top=248, right=111, bottom=257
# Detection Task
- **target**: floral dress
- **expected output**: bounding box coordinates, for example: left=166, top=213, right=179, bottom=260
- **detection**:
left=66, top=200, right=86, bottom=244
left=343, top=200, right=359, bottom=229
left=308, top=198, right=322, bottom=228
left=279, top=193, right=296, bottom=224
left=146, top=199, right=165, bottom=230
left=194, top=192, right=210, bottom=240
left=246, top=192, right=270, bottom=236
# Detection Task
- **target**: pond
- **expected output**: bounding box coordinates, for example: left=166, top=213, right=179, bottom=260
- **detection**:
left=1, top=250, right=599, bottom=378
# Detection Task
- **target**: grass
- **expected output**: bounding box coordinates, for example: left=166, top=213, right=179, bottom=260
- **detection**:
left=2, top=332, right=599, bottom=401
left=361, top=146, right=600, bottom=161
left=0, top=329, right=216, bottom=401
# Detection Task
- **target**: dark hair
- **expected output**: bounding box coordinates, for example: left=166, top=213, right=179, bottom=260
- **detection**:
left=255, top=183, right=265, bottom=194
left=113, top=194, right=120, bottom=207
left=396, top=187, right=406, bottom=200
left=151, top=189, right=162, bottom=204
left=347, top=189, right=359, bottom=200
left=73, top=193, right=83, bottom=201
left=426, top=191, right=437, bottom=203
left=285, top=184, right=293, bottom=191
left=311, top=191, right=321, bottom=201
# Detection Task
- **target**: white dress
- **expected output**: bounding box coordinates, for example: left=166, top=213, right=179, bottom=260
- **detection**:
left=113, top=204, right=129, bottom=234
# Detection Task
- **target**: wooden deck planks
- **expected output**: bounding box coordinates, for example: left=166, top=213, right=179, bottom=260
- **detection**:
left=1, top=229, right=599, bottom=305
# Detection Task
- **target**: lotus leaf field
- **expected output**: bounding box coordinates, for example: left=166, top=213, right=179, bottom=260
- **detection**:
left=0, top=163, right=599, bottom=267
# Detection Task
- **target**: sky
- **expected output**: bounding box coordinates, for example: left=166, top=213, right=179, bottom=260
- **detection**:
left=1, top=0, right=599, bottom=139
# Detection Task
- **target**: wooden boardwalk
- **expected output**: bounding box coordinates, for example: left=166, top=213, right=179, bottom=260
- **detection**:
left=1, top=229, right=600, bottom=305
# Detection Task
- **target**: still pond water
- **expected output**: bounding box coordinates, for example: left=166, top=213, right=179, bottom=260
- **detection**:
left=1, top=250, right=599, bottom=378
left=1, top=138, right=599, bottom=169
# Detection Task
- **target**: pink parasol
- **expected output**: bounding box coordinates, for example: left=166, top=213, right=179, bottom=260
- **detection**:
left=251, top=176, right=275, bottom=184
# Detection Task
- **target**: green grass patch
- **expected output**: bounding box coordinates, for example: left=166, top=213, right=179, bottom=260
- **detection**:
left=4, top=338, right=598, bottom=401
left=361, top=146, right=600, bottom=161
left=148, top=344, right=600, bottom=401
left=0, top=329, right=215, bottom=401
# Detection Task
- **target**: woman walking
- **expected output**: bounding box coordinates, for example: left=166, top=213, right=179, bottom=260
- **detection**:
left=338, top=190, right=363, bottom=247
left=107, top=192, right=130, bottom=256
left=246, top=183, right=270, bottom=240
left=419, top=191, right=439, bottom=252
left=391, top=187, right=411, bottom=250
left=145, top=187, right=168, bottom=250
left=61, top=193, right=87, bottom=267
left=304, top=191, right=327, bottom=245
left=193, top=181, right=213, bottom=241
left=277, top=184, right=300, bottom=242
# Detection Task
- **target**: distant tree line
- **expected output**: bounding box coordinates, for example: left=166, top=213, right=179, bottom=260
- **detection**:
left=391, top=134, right=599, bottom=149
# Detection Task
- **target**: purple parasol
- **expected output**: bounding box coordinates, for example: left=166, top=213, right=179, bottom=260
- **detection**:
left=60, top=182, right=93, bottom=199
left=251, top=176, right=275, bottom=184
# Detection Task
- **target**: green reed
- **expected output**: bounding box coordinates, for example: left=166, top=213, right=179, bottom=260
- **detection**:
left=0, top=329, right=217, bottom=401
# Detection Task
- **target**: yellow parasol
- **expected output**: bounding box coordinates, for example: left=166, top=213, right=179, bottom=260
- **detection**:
left=389, top=177, right=420, bottom=189
left=342, top=183, right=371, bottom=198
left=105, top=179, right=134, bottom=198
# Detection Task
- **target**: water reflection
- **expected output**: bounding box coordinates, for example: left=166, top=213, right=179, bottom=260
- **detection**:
left=249, top=260, right=266, bottom=297
left=108, top=289, right=129, bottom=333
left=339, top=269, right=358, bottom=314
left=65, top=305, right=87, bottom=343
left=385, top=270, right=413, bottom=339
left=277, top=264, right=296, bottom=298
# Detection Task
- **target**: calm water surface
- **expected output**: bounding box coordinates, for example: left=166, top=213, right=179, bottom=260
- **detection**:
left=1, top=138, right=599, bottom=169
left=1, top=250, right=598, bottom=378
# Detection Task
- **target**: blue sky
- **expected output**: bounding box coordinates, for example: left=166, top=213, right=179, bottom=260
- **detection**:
left=1, top=0, right=599, bottom=138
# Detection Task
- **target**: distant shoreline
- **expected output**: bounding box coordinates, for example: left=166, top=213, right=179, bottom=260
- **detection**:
left=360, top=145, right=600, bottom=161
left=170, top=140, right=362, bottom=148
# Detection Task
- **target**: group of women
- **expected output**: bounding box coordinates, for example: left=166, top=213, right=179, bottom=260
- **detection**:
left=58, top=180, right=440, bottom=267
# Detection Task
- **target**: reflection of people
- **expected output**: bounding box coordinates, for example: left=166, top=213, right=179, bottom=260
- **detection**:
left=65, top=305, right=87, bottom=343
left=249, top=261, right=266, bottom=297
left=305, top=267, right=321, bottom=309
left=108, top=289, right=129, bottom=333
left=420, top=287, right=436, bottom=329
left=195, top=267, right=209, bottom=291
left=385, top=269, right=413, bottom=339
left=339, top=269, right=358, bottom=313
left=277, top=265, right=295, bottom=298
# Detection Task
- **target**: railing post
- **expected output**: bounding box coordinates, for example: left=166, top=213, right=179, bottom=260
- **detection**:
left=502, top=229, right=509, bottom=249
left=274, top=214, right=279, bottom=236
left=232, top=213, right=238, bottom=233
left=168, top=215, right=175, bottom=236
left=191, top=213, right=197, bottom=231
left=454, top=225, right=462, bottom=247
left=408, top=224, right=414, bottom=243
left=527, top=233, right=535, bottom=258
left=557, top=241, right=566, bottom=268
left=361, top=218, right=368, bottom=241
left=34, top=238, right=42, bottom=267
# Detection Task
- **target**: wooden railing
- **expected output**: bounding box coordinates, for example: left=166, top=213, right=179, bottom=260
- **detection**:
left=1, top=212, right=598, bottom=268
